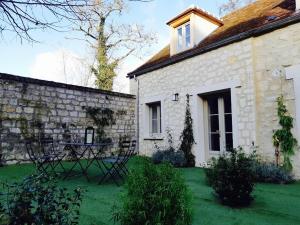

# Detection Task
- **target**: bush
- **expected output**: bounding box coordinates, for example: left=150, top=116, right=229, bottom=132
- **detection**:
left=152, top=129, right=186, bottom=167
left=152, top=149, right=186, bottom=167
left=113, top=158, right=192, bottom=225
left=0, top=174, right=83, bottom=225
left=205, top=148, right=255, bottom=207
left=253, top=161, right=295, bottom=184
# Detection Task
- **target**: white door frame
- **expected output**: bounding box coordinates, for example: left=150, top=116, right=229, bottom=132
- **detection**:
left=191, top=80, right=241, bottom=166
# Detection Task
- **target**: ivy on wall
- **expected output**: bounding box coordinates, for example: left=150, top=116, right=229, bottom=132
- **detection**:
left=272, top=95, right=298, bottom=171
left=85, top=107, right=116, bottom=142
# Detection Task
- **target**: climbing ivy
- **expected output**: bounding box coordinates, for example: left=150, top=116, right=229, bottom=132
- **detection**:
left=85, top=107, right=116, bottom=142
left=179, top=94, right=196, bottom=167
left=272, top=95, right=298, bottom=171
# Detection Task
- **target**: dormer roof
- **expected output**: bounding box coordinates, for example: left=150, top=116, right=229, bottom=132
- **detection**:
left=166, top=6, right=223, bottom=27
left=128, top=0, right=298, bottom=78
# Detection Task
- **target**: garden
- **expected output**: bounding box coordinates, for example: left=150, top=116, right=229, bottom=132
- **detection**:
left=0, top=157, right=300, bottom=225
left=0, top=94, right=299, bottom=225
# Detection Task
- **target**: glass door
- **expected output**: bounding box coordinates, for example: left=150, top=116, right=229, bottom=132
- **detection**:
left=207, top=91, right=233, bottom=153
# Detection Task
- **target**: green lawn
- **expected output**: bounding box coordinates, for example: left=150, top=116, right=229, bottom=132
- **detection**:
left=1, top=157, right=300, bottom=225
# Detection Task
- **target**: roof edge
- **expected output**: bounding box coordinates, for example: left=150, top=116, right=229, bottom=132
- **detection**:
left=167, top=7, right=223, bottom=26
left=129, top=12, right=300, bottom=78
left=0, top=73, right=136, bottom=99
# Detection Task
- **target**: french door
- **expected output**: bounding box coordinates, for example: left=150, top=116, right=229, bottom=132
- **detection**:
left=207, top=92, right=233, bottom=153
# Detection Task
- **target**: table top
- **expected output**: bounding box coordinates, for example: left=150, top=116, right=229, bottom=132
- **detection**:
left=59, top=142, right=113, bottom=147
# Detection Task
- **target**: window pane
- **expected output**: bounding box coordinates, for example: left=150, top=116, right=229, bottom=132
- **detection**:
left=152, top=119, right=158, bottom=133
left=185, top=24, right=191, bottom=47
left=210, top=134, right=220, bottom=151
left=209, top=115, right=219, bottom=132
left=224, top=93, right=232, bottom=113
left=178, top=27, right=183, bottom=49
left=208, top=97, right=218, bottom=114
left=226, top=133, right=233, bottom=151
left=225, top=114, right=232, bottom=132
left=152, top=106, right=158, bottom=119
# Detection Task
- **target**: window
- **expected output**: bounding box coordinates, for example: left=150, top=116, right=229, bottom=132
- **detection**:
left=148, top=102, right=161, bottom=134
left=177, top=22, right=191, bottom=51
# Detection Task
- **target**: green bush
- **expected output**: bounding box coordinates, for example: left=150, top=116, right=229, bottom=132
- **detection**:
left=205, top=148, right=255, bottom=207
left=0, top=174, right=83, bottom=225
left=113, top=158, right=192, bottom=225
left=152, top=149, right=186, bottom=167
left=253, top=161, right=294, bottom=184
left=152, top=129, right=186, bottom=167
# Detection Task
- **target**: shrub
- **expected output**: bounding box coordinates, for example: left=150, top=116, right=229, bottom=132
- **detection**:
left=152, top=129, right=186, bottom=167
left=253, top=161, right=294, bottom=184
left=113, top=158, right=192, bottom=225
left=152, top=149, right=186, bottom=167
left=0, top=174, right=83, bottom=225
left=179, top=95, right=196, bottom=167
left=205, top=148, right=255, bottom=207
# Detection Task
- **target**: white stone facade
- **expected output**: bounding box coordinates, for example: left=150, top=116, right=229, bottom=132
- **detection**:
left=130, top=23, right=300, bottom=177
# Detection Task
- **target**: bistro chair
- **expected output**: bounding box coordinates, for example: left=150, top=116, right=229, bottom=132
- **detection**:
left=99, top=140, right=137, bottom=185
left=39, top=137, right=67, bottom=174
left=25, top=137, right=66, bottom=176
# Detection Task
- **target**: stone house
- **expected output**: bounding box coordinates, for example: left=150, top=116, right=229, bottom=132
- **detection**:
left=128, top=0, right=300, bottom=175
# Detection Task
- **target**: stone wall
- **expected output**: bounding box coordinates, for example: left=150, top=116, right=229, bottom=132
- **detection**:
left=253, top=23, right=300, bottom=176
left=0, top=73, right=136, bottom=164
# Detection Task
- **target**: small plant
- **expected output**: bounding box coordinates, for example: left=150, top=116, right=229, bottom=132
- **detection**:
left=205, top=148, right=255, bottom=207
left=179, top=95, right=196, bottom=167
left=152, top=129, right=186, bottom=167
left=273, top=95, right=298, bottom=171
left=252, top=161, right=294, bottom=184
left=0, top=174, right=83, bottom=225
left=113, top=158, right=193, bottom=225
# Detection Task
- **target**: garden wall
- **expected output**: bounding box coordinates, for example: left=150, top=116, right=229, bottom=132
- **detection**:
left=0, top=73, right=136, bottom=164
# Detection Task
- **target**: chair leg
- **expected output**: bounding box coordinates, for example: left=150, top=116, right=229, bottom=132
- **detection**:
left=99, top=162, right=121, bottom=186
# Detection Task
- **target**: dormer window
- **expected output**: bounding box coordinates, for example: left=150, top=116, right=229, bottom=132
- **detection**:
left=177, top=22, right=191, bottom=51
left=167, top=6, right=223, bottom=56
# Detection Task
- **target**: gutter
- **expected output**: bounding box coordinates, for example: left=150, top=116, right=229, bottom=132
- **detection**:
left=128, top=12, right=300, bottom=78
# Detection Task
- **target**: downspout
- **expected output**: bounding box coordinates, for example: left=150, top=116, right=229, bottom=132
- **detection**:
left=134, top=75, right=140, bottom=154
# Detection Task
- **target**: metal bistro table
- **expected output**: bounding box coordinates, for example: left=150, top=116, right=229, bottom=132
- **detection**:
left=59, top=142, right=113, bottom=181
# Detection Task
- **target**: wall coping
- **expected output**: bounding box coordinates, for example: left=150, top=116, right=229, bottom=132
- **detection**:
left=0, top=73, right=136, bottom=99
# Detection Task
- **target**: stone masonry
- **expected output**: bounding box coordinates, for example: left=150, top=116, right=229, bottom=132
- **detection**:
left=130, top=22, right=300, bottom=177
left=0, top=73, right=136, bottom=164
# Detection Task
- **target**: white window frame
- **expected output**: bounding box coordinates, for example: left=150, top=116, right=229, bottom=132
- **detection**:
left=191, top=80, right=241, bottom=166
left=149, top=102, right=161, bottom=135
left=177, top=22, right=191, bottom=51
left=142, top=96, right=165, bottom=140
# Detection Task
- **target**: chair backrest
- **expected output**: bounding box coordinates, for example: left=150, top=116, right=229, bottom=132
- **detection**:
left=39, top=137, right=55, bottom=155
left=25, top=138, right=42, bottom=162
left=130, top=140, right=137, bottom=154
left=117, top=140, right=137, bottom=162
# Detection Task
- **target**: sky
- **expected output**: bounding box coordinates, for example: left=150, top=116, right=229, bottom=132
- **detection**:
left=0, top=0, right=228, bottom=93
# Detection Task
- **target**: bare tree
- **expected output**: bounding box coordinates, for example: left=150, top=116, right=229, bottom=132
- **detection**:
left=219, top=0, right=256, bottom=17
left=75, top=0, right=156, bottom=91
left=0, top=0, right=92, bottom=41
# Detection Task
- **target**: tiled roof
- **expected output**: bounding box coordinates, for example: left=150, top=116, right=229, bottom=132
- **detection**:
left=129, top=0, right=297, bottom=77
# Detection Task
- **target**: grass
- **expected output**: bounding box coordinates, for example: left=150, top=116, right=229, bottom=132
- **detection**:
left=1, top=157, right=300, bottom=225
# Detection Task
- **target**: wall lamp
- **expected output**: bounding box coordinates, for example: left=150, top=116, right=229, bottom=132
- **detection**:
left=172, top=93, right=179, bottom=101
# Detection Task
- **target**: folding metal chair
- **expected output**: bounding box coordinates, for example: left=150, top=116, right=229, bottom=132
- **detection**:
left=99, top=140, right=137, bottom=185
left=39, top=138, right=66, bottom=174
left=25, top=138, right=55, bottom=176
left=25, top=138, right=66, bottom=176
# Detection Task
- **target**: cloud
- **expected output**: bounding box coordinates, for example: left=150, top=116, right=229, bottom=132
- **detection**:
left=29, top=49, right=94, bottom=87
